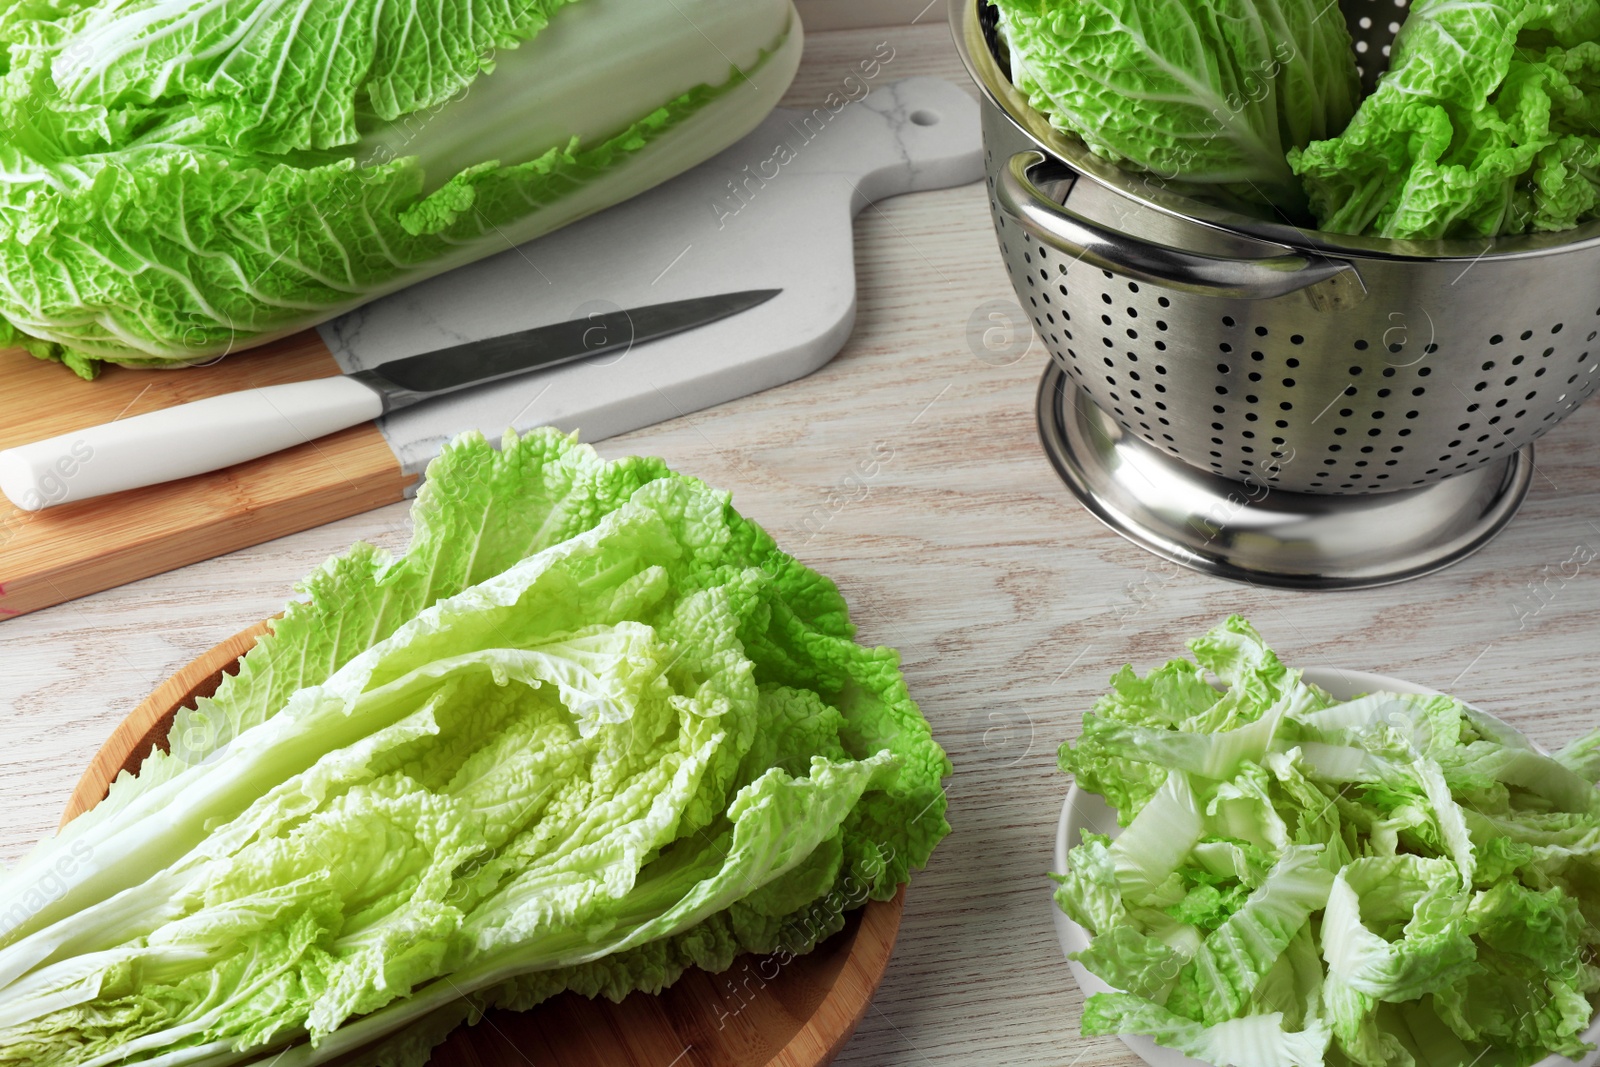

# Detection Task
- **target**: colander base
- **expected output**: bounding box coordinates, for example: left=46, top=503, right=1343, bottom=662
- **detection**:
left=1038, top=365, right=1533, bottom=590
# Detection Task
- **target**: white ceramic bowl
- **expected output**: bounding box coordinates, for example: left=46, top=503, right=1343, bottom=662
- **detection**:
left=1052, top=667, right=1600, bottom=1067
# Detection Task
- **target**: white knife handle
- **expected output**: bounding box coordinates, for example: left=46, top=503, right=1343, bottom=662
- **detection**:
left=0, top=377, right=384, bottom=512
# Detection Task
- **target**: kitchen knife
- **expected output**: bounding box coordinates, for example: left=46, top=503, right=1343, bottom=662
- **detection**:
left=0, top=289, right=780, bottom=512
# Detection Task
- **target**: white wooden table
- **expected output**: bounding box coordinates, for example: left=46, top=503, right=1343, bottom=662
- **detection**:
left=6, top=20, right=1600, bottom=1067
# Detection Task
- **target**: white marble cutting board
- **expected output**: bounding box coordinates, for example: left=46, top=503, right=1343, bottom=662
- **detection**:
left=319, top=76, right=983, bottom=481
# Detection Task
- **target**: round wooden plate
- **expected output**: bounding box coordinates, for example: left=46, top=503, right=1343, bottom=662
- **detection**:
left=63, top=621, right=904, bottom=1067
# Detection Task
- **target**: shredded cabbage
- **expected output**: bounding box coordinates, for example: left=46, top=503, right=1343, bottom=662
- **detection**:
left=1057, top=617, right=1600, bottom=1067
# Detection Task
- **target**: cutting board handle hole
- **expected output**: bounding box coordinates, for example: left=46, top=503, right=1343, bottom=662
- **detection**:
left=910, top=109, right=941, bottom=127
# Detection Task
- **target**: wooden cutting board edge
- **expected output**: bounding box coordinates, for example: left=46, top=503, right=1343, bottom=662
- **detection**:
left=59, top=619, right=905, bottom=1067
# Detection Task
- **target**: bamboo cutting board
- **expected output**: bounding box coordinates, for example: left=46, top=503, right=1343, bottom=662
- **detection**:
left=0, top=342, right=414, bottom=620
left=0, top=77, right=982, bottom=620
left=60, top=620, right=906, bottom=1067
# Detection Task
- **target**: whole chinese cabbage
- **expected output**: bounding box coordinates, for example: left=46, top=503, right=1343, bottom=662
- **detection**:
left=1056, top=618, right=1600, bottom=1067
left=991, top=0, right=1361, bottom=206
left=0, top=429, right=950, bottom=1067
left=1291, top=0, right=1600, bottom=238
left=0, top=0, right=801, bottom=377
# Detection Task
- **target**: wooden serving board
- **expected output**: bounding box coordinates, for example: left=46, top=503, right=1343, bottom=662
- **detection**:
left=0, top=76, right=982, bottom=621
left=61, top=621, right=906, bottom=1067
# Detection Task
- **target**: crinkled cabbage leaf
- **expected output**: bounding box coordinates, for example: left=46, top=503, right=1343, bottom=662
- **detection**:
left=1056, top=616, right=1600, bottom=1067
left=1292, top=0, right=1600, bottom=238
left=0, top=0, right=798, bottom=375
left=991, top=0, right=1361, bottom=206
left=0, top=428, right=950, bottom=1067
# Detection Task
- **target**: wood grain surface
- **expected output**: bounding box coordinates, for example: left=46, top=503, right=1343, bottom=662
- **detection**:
left=58, top=623, right=903, bottom=1067
left=8, top=20, right=1600, bottom=1067
left=0, top=334, right=414, bottom=618
left=794, top=0, right=947, bottom=31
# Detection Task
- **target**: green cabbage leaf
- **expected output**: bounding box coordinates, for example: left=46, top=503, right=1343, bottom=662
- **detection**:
left=990, top=0, right=1361, bottom=206
left=0, top=428, right=950, bottom=1067
left=1055, top=617, right=1600, bottom=1067
left=0, top=0, right=800, bottom=376
left=1291, top=0, right=1600, bottom=238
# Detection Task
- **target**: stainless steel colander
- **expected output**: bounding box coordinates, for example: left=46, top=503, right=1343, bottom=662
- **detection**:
left=957, top=0, right=1600, bottom=496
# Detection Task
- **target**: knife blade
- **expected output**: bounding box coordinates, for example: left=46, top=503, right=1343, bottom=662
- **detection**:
left=349, top=288, right=780, bottom=412
left=0, top=289, right=780, bottom=512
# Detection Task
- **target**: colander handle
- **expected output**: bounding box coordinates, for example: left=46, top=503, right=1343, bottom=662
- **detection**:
left=997, top=152, right=1361, bottom=301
